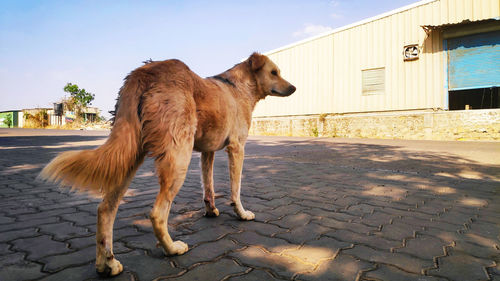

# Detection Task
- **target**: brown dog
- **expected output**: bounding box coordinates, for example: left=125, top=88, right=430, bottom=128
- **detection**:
left=40, top=52, right=295, bottom=276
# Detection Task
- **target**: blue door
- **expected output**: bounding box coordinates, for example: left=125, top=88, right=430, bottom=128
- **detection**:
left=447, top=30, right=500, bottom=91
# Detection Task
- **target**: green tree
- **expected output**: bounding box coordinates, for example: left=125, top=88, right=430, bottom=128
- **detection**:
left=4, top=114, right=12, bottom=128
left=63, top=83, right=95, bottom=117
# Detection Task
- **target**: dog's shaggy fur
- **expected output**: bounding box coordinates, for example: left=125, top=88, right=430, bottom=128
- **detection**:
left=39, top=53, right=295, bottom=276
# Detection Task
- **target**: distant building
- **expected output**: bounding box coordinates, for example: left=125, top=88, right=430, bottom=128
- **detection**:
left=48, top=105, right=100, bottom=126
left=0, top=110, right=22, bottom=128
left=252, top=0, right=500, bottom=140
left=0, top=107, right=101, bottom=128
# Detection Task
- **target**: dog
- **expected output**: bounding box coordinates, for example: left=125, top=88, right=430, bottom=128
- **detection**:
left=40, top=52, right=295, bottom=276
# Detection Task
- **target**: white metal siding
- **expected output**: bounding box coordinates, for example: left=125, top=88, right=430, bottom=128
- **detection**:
left=254, top=35, right=334, bottom=116
left=254, top=0, right=500, bottom=117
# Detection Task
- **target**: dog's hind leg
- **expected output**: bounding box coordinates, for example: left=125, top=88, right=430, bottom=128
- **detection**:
left=141, top=85, right=197, bottom=255
left=150, top=143, right=193, bottom=255
left=95, top=156, right=144, bottom=277
left=226, top=141, right=255, bottom=221
left=201, top=151, right=219, bottom=217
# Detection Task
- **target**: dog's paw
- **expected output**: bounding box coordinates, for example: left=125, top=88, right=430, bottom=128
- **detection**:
left=96, top=258, right=123, bottom=277
left=165, top=240, right=189, bottom=256
left=238, top=210, right=255, bottom=221
left=205, top=207, right=220, bottom=217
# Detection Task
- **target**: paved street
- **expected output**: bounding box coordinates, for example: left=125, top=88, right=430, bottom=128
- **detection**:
left=0, top=128, right=499, bottom=281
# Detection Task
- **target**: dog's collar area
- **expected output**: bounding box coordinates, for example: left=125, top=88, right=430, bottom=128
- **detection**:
left=211, top=75, right=236, bottom=87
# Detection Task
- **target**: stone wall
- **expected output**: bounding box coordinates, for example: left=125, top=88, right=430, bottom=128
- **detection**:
left=250, top=109, right=500, bottom=141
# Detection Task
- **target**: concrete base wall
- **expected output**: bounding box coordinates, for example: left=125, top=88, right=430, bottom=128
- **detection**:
left=250, top=109, right=500, bottom=141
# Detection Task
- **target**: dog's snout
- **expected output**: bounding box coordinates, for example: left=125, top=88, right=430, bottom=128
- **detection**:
left=275, top=84, right=296, bottom=97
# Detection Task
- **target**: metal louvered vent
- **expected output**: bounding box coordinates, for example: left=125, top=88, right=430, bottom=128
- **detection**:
left=362, top=67, right=385, bottom=95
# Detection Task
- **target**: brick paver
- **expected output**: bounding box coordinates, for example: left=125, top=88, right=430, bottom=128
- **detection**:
left=0, top=128, right=499, bottom=280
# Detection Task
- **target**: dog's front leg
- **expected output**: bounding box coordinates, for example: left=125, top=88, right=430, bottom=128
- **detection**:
left=226, top=142, right=255, bottom=220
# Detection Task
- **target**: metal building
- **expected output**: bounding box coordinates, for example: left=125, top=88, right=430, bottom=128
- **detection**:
left=254, top=0, right=500, bottom=118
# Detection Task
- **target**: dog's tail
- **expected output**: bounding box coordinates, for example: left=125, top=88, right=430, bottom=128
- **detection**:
left=39, top=74, right=145, bottom=195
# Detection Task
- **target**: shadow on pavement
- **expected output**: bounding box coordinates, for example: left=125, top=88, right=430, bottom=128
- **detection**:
left=0, top=133, right=498, bottom=280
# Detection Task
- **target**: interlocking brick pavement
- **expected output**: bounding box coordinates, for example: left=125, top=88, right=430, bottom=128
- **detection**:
left=0, top=128, right=499, bottom=281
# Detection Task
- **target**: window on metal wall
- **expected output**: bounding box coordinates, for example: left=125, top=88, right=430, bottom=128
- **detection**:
left=362, top=67, right=385, bottom=95
left=449, top=87, right=499, bottom=110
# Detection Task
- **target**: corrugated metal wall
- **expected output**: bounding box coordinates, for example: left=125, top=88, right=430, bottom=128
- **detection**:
left=253, top=0, right=500, bottom=117
left=261, top=35, right=335, bottom=116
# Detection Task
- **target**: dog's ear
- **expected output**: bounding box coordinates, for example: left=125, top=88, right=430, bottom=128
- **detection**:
left=248, top=52, right=266, bottom=72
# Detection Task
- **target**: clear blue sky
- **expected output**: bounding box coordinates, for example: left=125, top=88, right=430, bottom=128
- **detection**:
left=0, top=0, right=416, bottom=118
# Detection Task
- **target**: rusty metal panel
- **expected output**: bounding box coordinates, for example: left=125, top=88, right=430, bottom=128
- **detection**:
left=448, top=30, right=500, bottom=90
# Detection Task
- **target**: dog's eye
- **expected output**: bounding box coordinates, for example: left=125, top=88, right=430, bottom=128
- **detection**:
left=271, top=70, right=278, bottom=76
